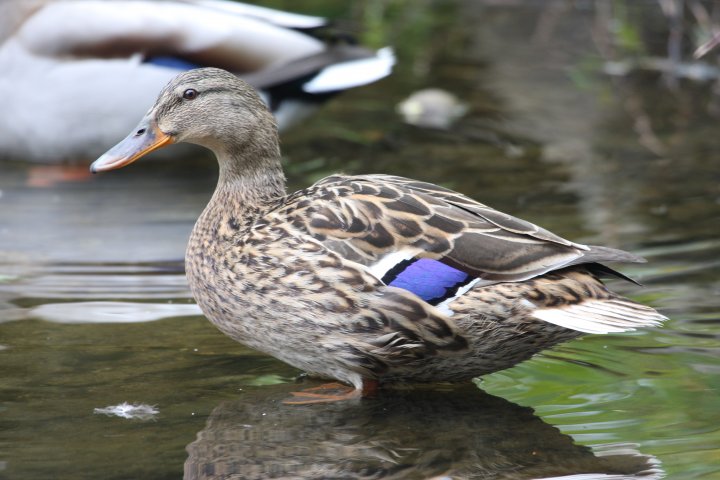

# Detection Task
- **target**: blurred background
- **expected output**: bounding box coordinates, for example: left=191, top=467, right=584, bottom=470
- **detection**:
left=0, top=1, right=718, bottom=479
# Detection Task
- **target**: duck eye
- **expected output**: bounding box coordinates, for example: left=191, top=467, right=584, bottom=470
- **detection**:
left=182, top=88, right=198, bottom=100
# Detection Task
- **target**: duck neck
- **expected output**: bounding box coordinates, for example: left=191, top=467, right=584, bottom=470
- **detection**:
left=197, top=140, right=286, bottom=243
left=216, top=144, right=287, bottom=209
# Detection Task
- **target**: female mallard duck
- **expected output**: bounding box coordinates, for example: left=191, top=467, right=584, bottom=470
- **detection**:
left=91, top=68, right=666, bottom=402
left=0, top=0, right=393, bottom=163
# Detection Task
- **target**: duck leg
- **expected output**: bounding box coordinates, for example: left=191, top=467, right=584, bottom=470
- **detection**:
left=283, top=379, right=379, bottom=405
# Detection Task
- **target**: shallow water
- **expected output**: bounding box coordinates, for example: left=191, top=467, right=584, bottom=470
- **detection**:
left=1, top=1, right=719, bottom=479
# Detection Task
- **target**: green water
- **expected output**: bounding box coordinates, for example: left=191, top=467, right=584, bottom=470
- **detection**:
left=1, top=1, right=719, bottom=478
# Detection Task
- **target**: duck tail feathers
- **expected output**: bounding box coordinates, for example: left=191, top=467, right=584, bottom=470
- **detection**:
left=302, top=47, right=396, bottom=94
left=532, top=297, right=667, bottom=334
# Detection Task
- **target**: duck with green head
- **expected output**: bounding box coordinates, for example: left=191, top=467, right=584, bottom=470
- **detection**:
left=92, top=68, right=666, bottom=402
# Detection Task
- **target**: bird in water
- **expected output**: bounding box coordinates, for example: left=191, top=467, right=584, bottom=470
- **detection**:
left=91, top=68, right=666, bottom=403
left=0, top=0, right=394, bottom=164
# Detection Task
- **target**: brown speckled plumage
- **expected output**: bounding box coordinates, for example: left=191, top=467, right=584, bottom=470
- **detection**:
left=93, top=68, right=666, bottom=392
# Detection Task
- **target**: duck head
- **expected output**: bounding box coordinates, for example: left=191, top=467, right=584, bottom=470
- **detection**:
left=90, top=68, right=279, bottom=173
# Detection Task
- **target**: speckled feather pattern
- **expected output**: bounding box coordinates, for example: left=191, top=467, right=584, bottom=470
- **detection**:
left=186, top=172, right=661, bottom=388
left=101, top=68, right=665, bottom=391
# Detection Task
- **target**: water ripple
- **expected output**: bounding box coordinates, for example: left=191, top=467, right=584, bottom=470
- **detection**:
left=30, top=301, right=201, bottom=324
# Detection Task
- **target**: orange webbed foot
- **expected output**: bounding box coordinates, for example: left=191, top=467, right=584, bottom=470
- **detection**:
left=283, top=380, right=379, bottom=405
left=26, top=165, right=94, bottom=188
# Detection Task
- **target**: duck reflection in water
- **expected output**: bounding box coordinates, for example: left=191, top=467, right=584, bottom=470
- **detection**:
left=184, top=384, right=662, bottom=479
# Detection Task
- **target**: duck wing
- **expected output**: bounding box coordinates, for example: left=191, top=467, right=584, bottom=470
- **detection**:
left=290, top=174, right=642, bottom=287
left=185, top=0, right=326, bottom=29
left=15, top=0, right=325, bottom=71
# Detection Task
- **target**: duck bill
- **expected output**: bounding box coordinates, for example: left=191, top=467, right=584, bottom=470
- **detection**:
left=90, top=118, right=173, bottom=173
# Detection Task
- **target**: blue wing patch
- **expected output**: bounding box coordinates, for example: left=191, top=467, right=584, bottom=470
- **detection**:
left=382, top=258, right=475, bottom=305
left=144, top=56, right=202, bottom=71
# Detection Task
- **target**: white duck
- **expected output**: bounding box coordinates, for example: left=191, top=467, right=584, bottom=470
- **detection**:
left=0, top=0, right=394, bottom=163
